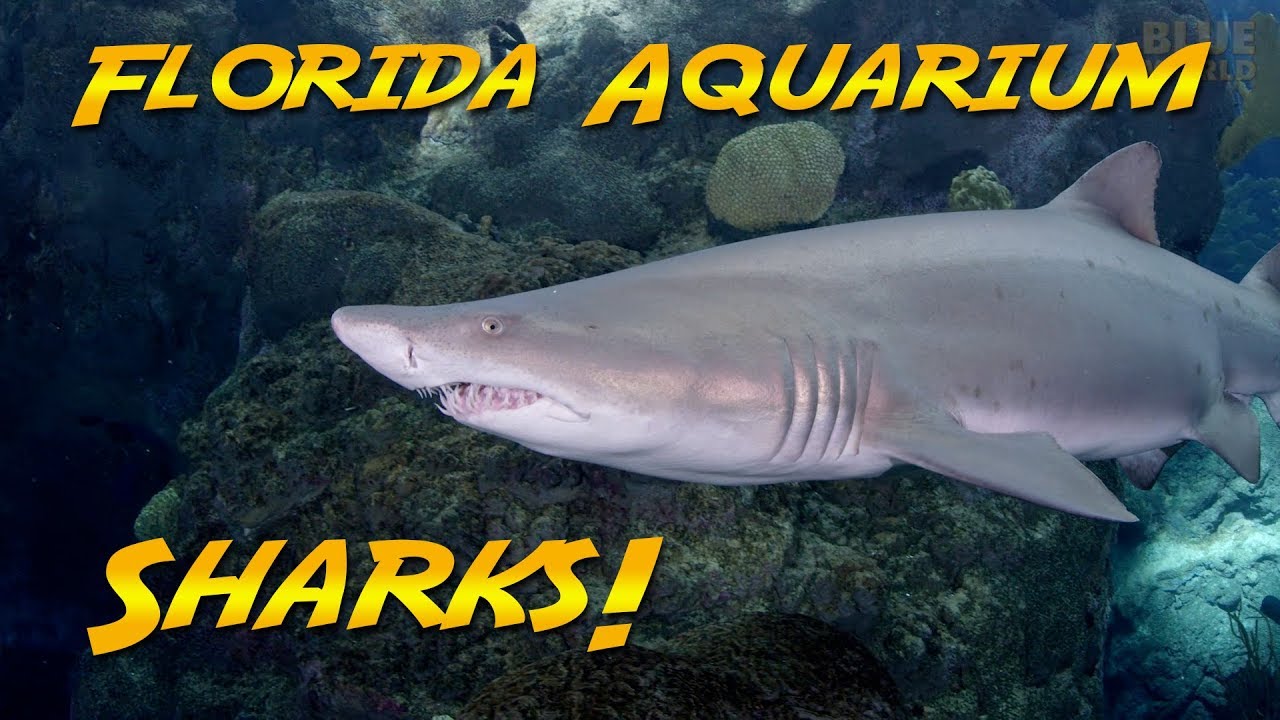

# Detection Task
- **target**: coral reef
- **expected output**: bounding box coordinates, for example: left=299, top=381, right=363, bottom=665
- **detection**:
left=460, top=614, right=903, bottom=719
left=705, top=121, right=845, bottom=231
left=947, top=166, right=1015, bottom=211
left=1217, top=12, right=1280, bottom=168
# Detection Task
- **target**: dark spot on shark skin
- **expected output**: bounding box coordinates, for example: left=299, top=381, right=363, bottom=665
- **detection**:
left=995, top=286, right=1004, bottom=301
left=1086, top=259, right=1096, bottom=269
left=1215, top=301, right=1223, bottom=314
left=1196, top=362, right=1203, bottom=377
left=586, top=324, right=598, bottom=330
left=1029, top=377, right=1038, bottom=391
left=993, top=400, right=1001, bottom=412
left=1115, top=255, right=1127, bottom=266
left=973, top=386, right=982, bottom=398
left=1203, top=309, right=1211, bottom=322
left=1009, top=359, right=1024, bottom=372
left=1059, top=290, right=1066, bottom=299
left=1235, top=296, right=1242, bottom=309
left=1105, top=320, right=1112, bottom=333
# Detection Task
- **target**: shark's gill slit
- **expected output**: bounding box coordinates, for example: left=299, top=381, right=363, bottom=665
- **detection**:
left=798, top=333, right=822, bottom=463
left=770, top=335, right=798, bottom=463
left=828, top=341, right=860, bottom=461
left=813, top=335, right=841, bottom=461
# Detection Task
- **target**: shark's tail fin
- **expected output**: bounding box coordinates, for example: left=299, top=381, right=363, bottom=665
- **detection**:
left=1242, top=244, right=1280, bottom=427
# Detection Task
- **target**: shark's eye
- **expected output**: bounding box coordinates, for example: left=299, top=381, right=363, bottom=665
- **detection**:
left=481, top=316, right=504, bottom=335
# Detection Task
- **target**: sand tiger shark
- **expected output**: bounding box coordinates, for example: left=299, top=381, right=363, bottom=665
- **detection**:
left=332, top=142, right=1280, bottom=522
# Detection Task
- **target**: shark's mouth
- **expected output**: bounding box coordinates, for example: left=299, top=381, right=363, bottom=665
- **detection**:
left=416, top=382, right=546, bottom=418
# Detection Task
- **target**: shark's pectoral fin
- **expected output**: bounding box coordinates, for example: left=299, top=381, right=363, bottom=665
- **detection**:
left=1260, top=392, right=1280, bottom=428
left=1194, top=394, right=1261, bottom=483
left=873, top=415, right=1137, bottom=522
left=1117, top=447, right=1180, bottom=490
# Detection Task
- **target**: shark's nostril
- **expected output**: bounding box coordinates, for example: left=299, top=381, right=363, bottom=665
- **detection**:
left=406, top=344, right=417, bottom=369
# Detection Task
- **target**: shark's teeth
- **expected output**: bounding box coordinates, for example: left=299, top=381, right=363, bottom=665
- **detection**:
left=421, top=382, right=543, bottom=417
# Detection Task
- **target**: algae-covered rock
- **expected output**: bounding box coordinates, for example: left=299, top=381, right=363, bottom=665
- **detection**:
left=705, top=122, right=845, bottom=231
left=244, top=190, right=496, bottom=340
left=423, top=129, right=666, bottom=250
left=1217, top=12, right=1280, bottom=168
left=460, top=614, right=903, bottom=719
left=948, top=166, right=1015, bottom=211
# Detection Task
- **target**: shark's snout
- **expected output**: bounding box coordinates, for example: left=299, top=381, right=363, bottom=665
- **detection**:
left=331, top=306, right=377, bottom=354
left=330, top=306, right=355, bottom=344
left=331, top=304, right=592, bottom=427
left=331, top=306, right=418, bottom=388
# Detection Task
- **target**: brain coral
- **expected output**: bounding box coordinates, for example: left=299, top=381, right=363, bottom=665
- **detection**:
left=705, top=121, right=845, bottom=231
left=948, top=166, right=1014, bottom=211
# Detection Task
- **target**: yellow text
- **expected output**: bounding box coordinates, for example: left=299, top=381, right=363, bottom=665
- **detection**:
left=86, top=536, right=664, bottom=655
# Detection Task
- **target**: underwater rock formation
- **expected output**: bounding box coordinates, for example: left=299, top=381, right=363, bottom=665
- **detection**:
left=76, top=191, right=1118, bottom=719
left=1108, top=401, right=1280, bottom=719
left=704, top=121, right=846, bottom=231
left=947, top=166, right=1014, bottom=211
left=459, top=614, right=903, bottom=719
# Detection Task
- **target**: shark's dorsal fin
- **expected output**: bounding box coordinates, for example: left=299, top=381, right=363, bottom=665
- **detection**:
left=1242, top=243, right=1280, bottom=302
left=1046, top=141, right=1161, bottom=246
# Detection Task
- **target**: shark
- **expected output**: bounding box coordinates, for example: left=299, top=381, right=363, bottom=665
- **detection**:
left=331, top=142, right=1280, bottom=522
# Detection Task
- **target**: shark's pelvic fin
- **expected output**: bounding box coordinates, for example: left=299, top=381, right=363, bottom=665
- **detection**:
left=873, top=414, right=1138, bottom=522
left=1261, top=392, right=1280, bottom=429
left=1116, top=447, right=1178, bottom=490
left=1046, top=141, right=1161, bottom=246
left=1195, top=394, right=1261, bottom=483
